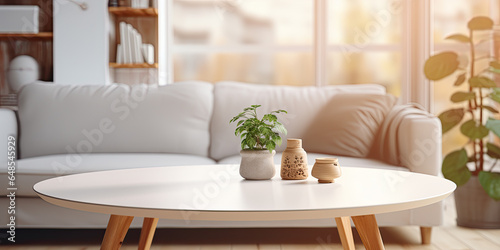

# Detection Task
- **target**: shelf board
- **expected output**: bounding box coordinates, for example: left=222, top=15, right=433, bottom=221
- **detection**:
left=0, top=32, right=53, bottom=40
left=108, top=7, right=158, bottom=17
left=110, top=63, right=158, bottom=68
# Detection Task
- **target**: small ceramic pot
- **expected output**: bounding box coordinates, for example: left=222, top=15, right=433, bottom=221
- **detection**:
left=240, top=150, right=276, bottom=180
left=311, top=158, right=341, bottom=183
left=281, top=138, right=308, bottom=180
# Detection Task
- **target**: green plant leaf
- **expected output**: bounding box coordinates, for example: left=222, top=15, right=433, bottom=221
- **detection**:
left=491, top=88, right=500, bottom=104
left=460, top=119, right=489, bottom=139
left=266, top=141, right=276, bottom=152
left=276, top=136, right=282, bottom=147
left=438, top=108, right=465, bottom=134
left=247, top=137, right=256, bottom=149
left=483, top=105, right=499, bottom=114
left=468, top=16, right=494, bottom=30
left=487, top=143, right=500, bottom=159
left=486, top=118, right=500, bottom=138
left=273, top=122, right=287, bottom=135
left=469, top=76, right=496, bottom=88
left=442, top=149, right=471, bottom=186
left=454, top=73, right=467, bottom=86
left=450, top=91, right=476, bottom=103
left=479, top=171, right=500, bottom=201
left=445, top=34, right=471, bottom=43
left=424, top=52, right=460, bottom=81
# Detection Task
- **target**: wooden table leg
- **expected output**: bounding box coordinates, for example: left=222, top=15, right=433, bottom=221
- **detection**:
left=420, top=226, right=432, bottom=244
left=101, top=214, right=134, bottom=250
left=138, top=218, right=159, bottom=250
left=352, top=214, right=385, bottom=250
left=335, top=217, right=355, bottom=250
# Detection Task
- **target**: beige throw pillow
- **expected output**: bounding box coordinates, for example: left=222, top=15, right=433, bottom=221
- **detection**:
left=302, top=93, right=397, bottom=158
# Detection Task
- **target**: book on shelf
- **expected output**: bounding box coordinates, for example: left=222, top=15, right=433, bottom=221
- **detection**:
left=131, top=0, right=149, bottom=8
left=127, top=23, right=136, bottom=63
left=116, top=21, right=153, bottom=65
left=142, top=44, right=154, bottom=64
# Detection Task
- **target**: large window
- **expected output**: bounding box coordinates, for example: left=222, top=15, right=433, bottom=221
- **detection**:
left=327, top=0, right=402, bottom=96
left=171, top=0, right=498, bottom=105
left=172, top=0, right=314, bottom=85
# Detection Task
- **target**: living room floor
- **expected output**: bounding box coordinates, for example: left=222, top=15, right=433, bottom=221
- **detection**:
left=3, top=196, right=500, bottom=250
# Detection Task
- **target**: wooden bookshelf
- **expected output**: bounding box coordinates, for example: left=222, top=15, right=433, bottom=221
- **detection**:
left=108, top=7, right=158, bottom=17
left=0, top=32, right=53, bottom=40
left=109, top=62, right=158, bottom=68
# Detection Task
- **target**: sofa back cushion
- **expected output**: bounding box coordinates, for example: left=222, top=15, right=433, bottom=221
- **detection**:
left=301, top=93, right=397, bottom=158
left=18, top=81, right=214, bottom=158
left=210, top=81, right=388, bottom=161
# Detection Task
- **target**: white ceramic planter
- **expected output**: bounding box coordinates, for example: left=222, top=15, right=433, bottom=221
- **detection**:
left=239, top=150, right=276, bottom=180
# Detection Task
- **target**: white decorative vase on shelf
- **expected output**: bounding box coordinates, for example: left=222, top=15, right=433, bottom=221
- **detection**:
left=239, top=150, right=276, bottom=180
left=7, top=55, right=39, bottom=93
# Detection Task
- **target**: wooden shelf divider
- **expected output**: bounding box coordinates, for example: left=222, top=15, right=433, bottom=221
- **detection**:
left=0, top=32, right=53, bottom=40
left=108, top=7, right=158, bottom=17
left=109, top=63, right=158, bottom=68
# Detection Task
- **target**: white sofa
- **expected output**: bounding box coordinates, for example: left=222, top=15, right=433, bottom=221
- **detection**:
left=0, top=81, right=442, bottom=239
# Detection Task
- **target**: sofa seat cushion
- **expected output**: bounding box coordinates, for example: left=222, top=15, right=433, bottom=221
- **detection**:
left=218, top=152, right=409, bottom=172
left=1, top=153, right=216, bottom=197
left=18, top=81, right=214, bottom=159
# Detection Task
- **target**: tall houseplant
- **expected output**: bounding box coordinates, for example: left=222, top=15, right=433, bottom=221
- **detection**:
left=230, top=105, right=287, bottom=180
left=424, top=16, right=500, bottom=228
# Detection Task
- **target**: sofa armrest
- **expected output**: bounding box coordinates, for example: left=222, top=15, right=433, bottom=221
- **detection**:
left=0, top=108, right=18, bottom=164
left=398, top=114, right=442, bottom=175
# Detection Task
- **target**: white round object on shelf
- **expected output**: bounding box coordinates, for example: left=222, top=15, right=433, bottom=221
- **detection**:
left=7, top=55, right=39, bottom=93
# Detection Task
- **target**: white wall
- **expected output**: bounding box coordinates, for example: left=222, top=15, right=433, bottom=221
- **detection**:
left=53, top=0, right=108, bottom=85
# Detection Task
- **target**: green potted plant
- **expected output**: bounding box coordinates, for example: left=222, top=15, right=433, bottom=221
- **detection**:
left=230, top=105, right=287, bottom=180
left=424, top=16, right=500, bottom=228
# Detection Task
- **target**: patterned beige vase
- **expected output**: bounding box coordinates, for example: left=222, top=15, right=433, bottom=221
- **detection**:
left=311, top=158, right=341, bottom=183
left=280, top=138, right=308, bottom=180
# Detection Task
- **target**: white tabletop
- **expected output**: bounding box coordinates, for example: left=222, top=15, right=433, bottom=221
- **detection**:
left=34, top=165, right=456, bottom=221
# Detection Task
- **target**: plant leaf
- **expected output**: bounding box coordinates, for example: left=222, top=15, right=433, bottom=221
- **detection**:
left=469, top=76, right=496, bottom=88
left=491, top=88, right=500, bottom=104
left=460, top=119, right=489, bottom=139
left=487, top=143, right=500, bottom=159
left=266, top=141, right=276, bottom=152
left=486, top=118, right=500, bottom=138
left=454, top=73, right=467, bottom=86
left=438, top=108, right=465, bottom=134
left=483, top=105, right=499, bottom=114
left=247, top=137, right=256, bottom=149
left=442, top=149, right=471, bottom=186
left=276, top=136, right=282, bottom=147
left=450, top=91, right=476, bottom=103
left=424, top=52, right=460, bottom=81
left=445, top=34, right=471, bottom=43
left=468, top=16, right=494, bottom=30
left=479, top=171, right=500, bottom=201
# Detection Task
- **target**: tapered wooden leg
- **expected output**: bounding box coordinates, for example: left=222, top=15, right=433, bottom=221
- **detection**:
left=352, top=214, right=385, bottom=250
left=420, top=226, right=432, bottom=245
left=101, top=214, right=134, bottom=250
left=335, top=217, right=355, bottom=250
left=139, top=218, right=159, bottom=250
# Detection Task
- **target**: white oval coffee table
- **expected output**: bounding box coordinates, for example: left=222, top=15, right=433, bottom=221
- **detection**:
left=34, top=165, right=455, bottom=250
